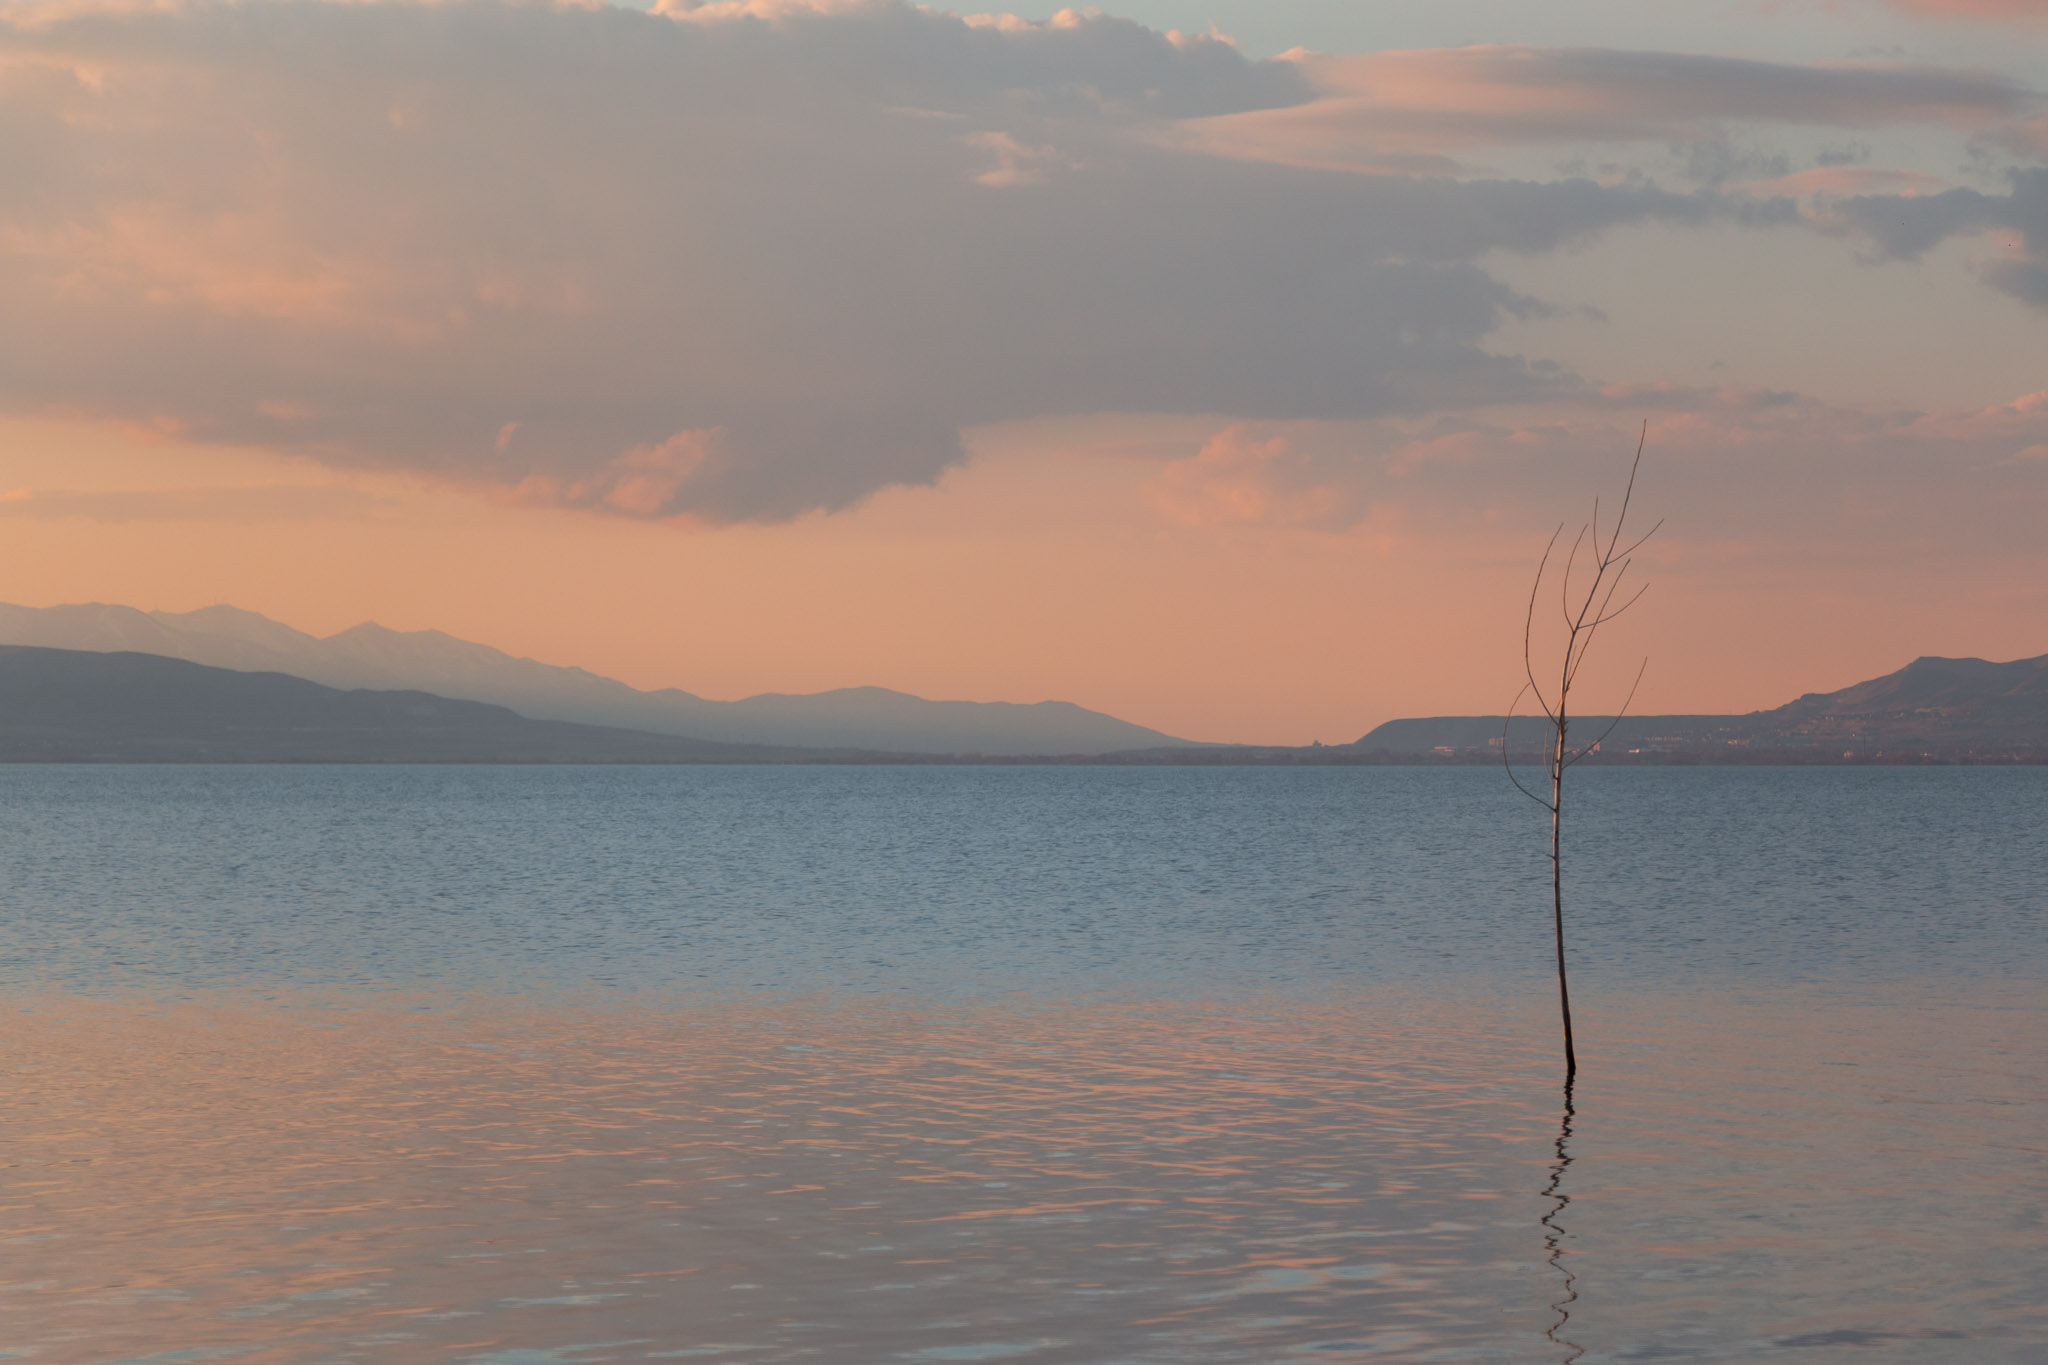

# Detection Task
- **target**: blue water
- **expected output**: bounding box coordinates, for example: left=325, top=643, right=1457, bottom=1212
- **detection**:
left=1, top=765, right=2039, bottom=998
left=1, top=766, right=2043, bottom=1363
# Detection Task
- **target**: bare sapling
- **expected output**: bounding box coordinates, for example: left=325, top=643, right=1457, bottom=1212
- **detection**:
left=1504, top=428, right=1659, bottom=1076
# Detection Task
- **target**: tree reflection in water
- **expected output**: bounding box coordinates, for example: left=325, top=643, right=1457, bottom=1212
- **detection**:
left=1541, top=1077, right=1585, bottom=1363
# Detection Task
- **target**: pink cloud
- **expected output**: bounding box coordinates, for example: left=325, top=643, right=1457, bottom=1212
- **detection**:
left=1145, top=426, right=1362, bottom=529
left=0, top=0, right=2034, bottom=532
left=3, top=0, right=1784, bottom=525
left=1169, top=45, right=2034, bottom=169
left=504, top=430, right=724, bottom=520
left=1880, top=0, right=2048, bottom=18
left=1148, top=390, right=2048, bottom=565
left=1742, top=166, right=1950, bottom=197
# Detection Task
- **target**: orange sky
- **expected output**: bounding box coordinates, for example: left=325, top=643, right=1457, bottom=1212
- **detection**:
left=4, top=405, right=2045, bottom=745
left=1, top=0, right=2044, bottom=745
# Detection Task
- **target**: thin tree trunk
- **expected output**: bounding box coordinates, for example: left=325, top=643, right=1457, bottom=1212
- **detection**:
left=1505, top=427, right=1654, bottom=1076
left=1551, top=716, right=1577, bottom=1077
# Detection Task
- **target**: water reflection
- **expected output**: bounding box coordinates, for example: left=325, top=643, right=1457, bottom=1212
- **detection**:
left=1540, top=1077, right=1583, bottom=1364
left=2, top=985, right=2044, bottom=1363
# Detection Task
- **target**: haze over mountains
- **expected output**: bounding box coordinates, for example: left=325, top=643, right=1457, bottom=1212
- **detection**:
left=3, top=601, right=2041, bottom=764
left=0, top=603, right=1192, bottom=756
left=0, top=647, right=812, bottom=764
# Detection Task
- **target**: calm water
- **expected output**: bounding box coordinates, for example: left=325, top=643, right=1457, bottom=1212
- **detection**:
left=1, top=766, right=2043, bottom=1362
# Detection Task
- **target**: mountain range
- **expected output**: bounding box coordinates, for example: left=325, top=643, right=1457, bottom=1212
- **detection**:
left=0, top=600, right=2040, bottom=764
left=0, top=646, right=820, bottom=764
left=1354, top=653, right=2048, bottom=762
left=0, top=602, right=1192, bottom=756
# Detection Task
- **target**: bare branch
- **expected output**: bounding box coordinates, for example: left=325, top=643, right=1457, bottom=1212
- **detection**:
left=1524, top=524, right=1564, bottom=723
left=1583, top=580, right=1650, bottom=631
left=1560, top=523, right=1588, bottom=631
left=1581, top=558, right=1631, bottom=638
left=1502, top=682, right=1558, bottom=811
left=1562, top=657, right=1650, bottom=770
left=1602, top=422, right=1647, bottom=564
left=1610, top=517, right=1664, bottom=564
left=1593, top=558, right=1632, bottom=622
left=1568, top=515, right=1615, bottom=636
left=1565, top=566, right=1639, bottom=690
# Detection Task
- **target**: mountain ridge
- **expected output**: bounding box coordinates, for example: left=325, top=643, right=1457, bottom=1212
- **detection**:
left=0, top=646, right=837, bottom=764
left=1353, top=651, right=2048, bottom=761
left=0, top=602, right=1194, bottom=756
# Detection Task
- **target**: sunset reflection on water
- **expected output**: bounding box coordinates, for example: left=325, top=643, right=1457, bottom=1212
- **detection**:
left=5, top=985, right=2042, bottom=1363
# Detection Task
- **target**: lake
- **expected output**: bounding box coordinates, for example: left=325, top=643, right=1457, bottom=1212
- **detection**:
left=1, top=766, right=2043, bottom=1362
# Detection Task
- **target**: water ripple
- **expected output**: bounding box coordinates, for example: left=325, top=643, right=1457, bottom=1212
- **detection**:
left=3, top=988, right=2043, bottom=1362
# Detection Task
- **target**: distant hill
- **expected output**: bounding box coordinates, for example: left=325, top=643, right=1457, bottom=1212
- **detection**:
left=1354, top=653, right=2048, bottom=763
left=8, top=604, right=2032, bottom=765
left=0, top=646, right=832, bottom=763
left=0, top=603, right=1196, bottom=756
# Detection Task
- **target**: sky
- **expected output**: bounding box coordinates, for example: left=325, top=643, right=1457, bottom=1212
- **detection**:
left=0, top=0, right=2044, bottom=744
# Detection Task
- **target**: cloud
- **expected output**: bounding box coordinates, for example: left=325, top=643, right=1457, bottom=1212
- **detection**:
left=1987, top=114, right=2048, bottom=160
left=0, top=485, right=391, bottom=523
left=1147, top=389, right=2048, bottom=560
left=1167, top=46, right=2035, bottom=171
left=1877, top=0, right=2048, bottom=19
left=497, top=414, right=964, bottom=520
left=1145, top=425, right=1366, bottom=529
left=1828, top=169, right=2048, bottom=308
left=0, top=0, right=1825, bottom=523
left=1743, top=166, right=1948, bottom=197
